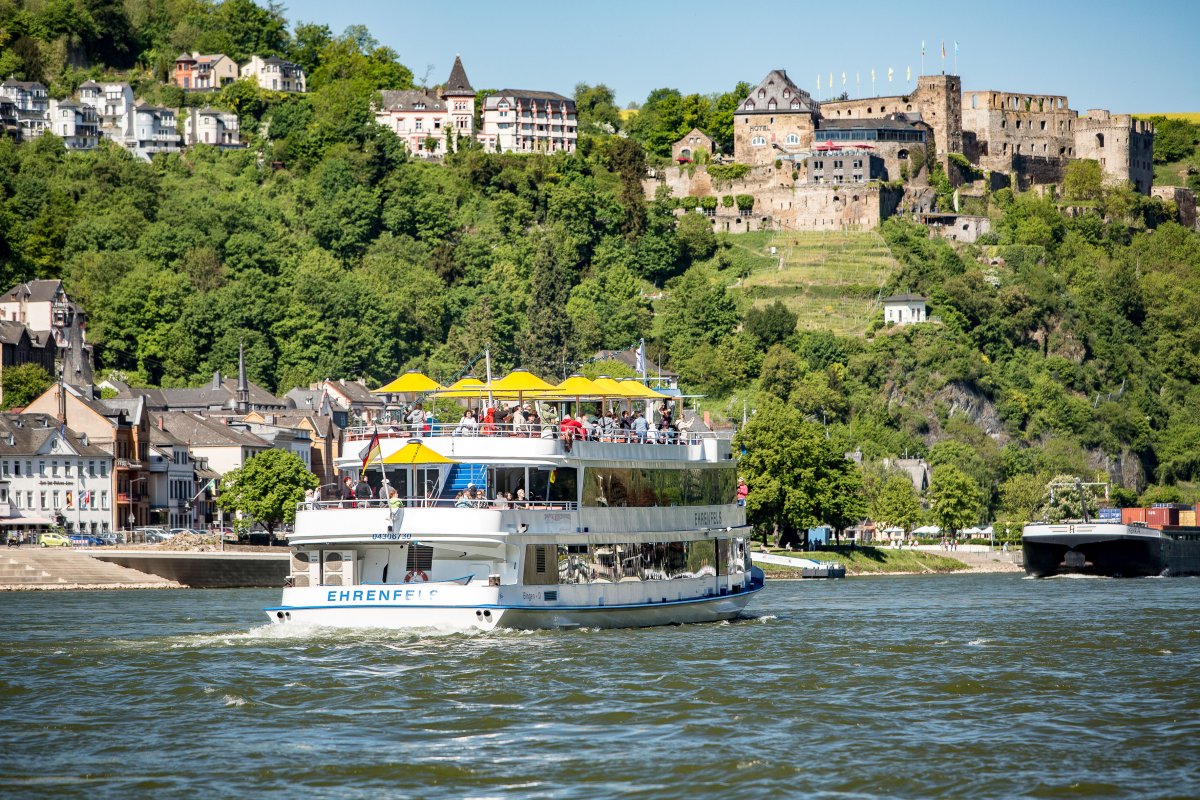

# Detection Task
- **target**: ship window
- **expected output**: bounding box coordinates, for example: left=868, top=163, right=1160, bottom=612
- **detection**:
left=554, top=540, right=720, bottom=583
left=582, top=467, right=735, bottom=507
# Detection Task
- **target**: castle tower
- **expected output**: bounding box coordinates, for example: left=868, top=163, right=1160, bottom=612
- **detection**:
left=1075, top=111, right=1155, bottom=194
left=911, top=74, right=962, bottom=158
left=439, top=55, right=476, bottom=142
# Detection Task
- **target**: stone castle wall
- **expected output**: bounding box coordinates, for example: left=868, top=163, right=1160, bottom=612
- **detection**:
left=1151, top=186, right=1198, bottom=230
left=960, top=90, right=1077, bottom=172
left=821, top=75, right=962, bottom=157
left=644, top=167, right=901, bottom=232
left=1074, top=110, right=1155, bottom=194
left=732, top=111, right=817, bottom=166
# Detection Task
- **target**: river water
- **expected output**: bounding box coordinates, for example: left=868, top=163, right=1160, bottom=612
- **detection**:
left=1, top=574, right=1197, bottom=799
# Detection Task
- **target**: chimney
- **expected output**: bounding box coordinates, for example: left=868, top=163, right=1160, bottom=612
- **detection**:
left=212, top=371, right=222, bottom=390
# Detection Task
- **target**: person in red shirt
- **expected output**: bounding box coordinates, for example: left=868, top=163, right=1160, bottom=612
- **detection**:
left=736, top=478, right=749, bottom=507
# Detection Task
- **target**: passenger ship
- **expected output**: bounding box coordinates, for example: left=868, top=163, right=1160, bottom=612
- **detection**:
left=267, top=374, right=764, bottom=631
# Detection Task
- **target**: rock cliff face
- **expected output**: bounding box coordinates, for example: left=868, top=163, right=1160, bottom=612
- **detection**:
left=935, top=382, right=1004, bottom=439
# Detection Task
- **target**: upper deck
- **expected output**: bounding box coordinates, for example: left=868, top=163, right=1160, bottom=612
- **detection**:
left=338, top=423, right=736, bottom=469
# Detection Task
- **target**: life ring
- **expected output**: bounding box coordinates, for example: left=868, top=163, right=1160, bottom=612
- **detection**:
left=405, top=569, right=429, bottom=583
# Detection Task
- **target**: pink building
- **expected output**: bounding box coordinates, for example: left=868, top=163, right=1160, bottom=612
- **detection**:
left=374, top=56, right=475, bottom=158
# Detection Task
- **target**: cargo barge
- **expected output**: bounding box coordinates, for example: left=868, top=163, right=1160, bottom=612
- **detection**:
left=1022, top=521, right=1200, bottom=578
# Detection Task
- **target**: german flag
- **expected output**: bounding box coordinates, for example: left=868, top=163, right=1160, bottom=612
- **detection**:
left=361, top=428, right=382, bottom=470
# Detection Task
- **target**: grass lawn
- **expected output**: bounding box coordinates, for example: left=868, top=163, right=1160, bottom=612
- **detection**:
left=726, top=230, right=898, bottom=337
left=761, top=546, right=969, bottom=576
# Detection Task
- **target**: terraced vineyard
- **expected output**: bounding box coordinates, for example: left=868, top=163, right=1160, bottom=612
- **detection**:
left=725, top=230, right=899, bottom=336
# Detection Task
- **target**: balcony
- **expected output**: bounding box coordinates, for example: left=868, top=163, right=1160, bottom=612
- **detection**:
left=116, top=459, right=143, bottom=469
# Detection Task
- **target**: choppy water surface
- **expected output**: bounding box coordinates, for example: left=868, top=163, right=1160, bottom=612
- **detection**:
left=1, top=575, right=1198, bottom=799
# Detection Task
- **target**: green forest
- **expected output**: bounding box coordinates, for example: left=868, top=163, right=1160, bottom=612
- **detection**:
left=4, top=0, right=1200, bottom=534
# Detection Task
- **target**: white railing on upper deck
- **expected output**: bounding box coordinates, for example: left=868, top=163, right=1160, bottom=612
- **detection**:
left=343, top=422, right=733, bottom=445
left=298, top=498, right=579, bottom=513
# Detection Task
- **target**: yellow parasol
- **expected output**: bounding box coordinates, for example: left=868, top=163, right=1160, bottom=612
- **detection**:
left=383, top=440, right=459, bottom=465
left=547, top=374, right=605, bottom=399
left=591, top=375, right=647, bottom=398
left=373, top=370, right=444, bottom=395
left=487, top=369, right=556, bottom=409
left=617, top=378, right=671, bottom=400
left=429, top=376, right=488, bottom=400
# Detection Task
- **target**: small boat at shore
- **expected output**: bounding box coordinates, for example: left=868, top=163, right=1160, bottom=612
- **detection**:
left=266, top=372, right=764, bottom=631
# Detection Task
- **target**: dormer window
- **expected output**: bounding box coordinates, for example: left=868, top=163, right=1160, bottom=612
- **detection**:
left=783, top=89, right=790, bottom=98
left=791, top=99, right=801, bottom=109
left=745, top=101, right=755, bottom=111
left=767, top=99, right=777, bottom=110
left=758, top=89, right=765, bottom=99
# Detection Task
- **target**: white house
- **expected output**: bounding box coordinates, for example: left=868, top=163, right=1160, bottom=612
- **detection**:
left=0, top=413, right=115, bottom=536
left=180, top=107, right=241, bottom=148
left=0, top=79, right=48, bottom=140
left=148, top=419, right=198, bottom=530
left=241, top=55, right=306, bottom=93
left=478, top=90, right=577, bottom=154
left=133, top=104, right=181, bottom=159
left=882, top=293, right=927, bottom=325
left=47, top=99, right=99, bottom=150
left=77, top=82, right=136, bottom=144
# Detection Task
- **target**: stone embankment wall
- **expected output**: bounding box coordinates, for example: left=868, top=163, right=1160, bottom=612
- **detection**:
left=644, top=166, right=902, bottom=232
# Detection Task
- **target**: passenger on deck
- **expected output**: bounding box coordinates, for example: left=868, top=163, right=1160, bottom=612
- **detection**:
left=340, top=476, right=354, bottom=503
left=455, top=409, right=478, bottom=436
left=406, top=404, right=425, bottom=437
left=632, top=411, right=649, bottom=443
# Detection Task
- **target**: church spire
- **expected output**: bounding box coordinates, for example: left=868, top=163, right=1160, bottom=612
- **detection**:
left=236, top=340, right=249, bottom=414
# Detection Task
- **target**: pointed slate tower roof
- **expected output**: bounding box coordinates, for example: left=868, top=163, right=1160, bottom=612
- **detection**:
left=235, top=340, right=249, bottom=414
left=442, top=55, right=474, bottom=96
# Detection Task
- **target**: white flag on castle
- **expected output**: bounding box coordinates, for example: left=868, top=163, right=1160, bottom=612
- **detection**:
left=635, top=339, right=647, bottom=377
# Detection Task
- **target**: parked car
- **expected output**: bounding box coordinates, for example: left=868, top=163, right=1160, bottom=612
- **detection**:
left=69, top=535, right=101, bottom=547
left=134, top=527, right=170, bottom=543
left=94, top=532, right=120, bottom=546
left=39, top=532, right=71, bottom=547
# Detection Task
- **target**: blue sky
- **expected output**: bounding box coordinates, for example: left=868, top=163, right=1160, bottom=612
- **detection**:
left=281, top=0, right=1200, bottom=112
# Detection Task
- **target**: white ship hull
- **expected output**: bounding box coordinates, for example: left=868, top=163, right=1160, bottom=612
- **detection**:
left=267, top=568, right=765, bottom=631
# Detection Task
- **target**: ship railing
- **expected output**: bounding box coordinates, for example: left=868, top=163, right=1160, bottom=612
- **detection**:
left=298, top=498, right=579, bottom=512
left=343, top=422, right=734, bottom=445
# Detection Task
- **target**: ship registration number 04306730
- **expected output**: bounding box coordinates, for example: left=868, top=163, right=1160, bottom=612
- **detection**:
left=371, top=532, right=413, bottom=540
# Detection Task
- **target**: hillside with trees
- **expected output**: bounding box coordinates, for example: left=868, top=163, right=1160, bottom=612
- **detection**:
left=4, top=0, right=1200, bottom=530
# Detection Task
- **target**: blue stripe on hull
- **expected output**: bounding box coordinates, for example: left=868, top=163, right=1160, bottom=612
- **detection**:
left=265, top=583, right=764, bottom=614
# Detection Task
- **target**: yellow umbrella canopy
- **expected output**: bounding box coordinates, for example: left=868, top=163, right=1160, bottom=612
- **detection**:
left=592, top=375, right=647, bottom=398
left=545, top=374, right=605, bottom=400
left=382, top=441, right=459, bottom=465
left=617, top=378, right=670, bottom=400
left=489, top=369, right=556, bottom=393
left=429, top=376, right=488, bottom=399
left=373, top=370, right=444, bottom=395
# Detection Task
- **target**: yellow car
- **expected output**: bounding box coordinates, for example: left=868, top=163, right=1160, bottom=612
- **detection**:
left=39, top=532, right=71, bottom=548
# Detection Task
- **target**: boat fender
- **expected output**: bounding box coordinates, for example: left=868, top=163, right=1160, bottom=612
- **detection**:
left=405, top=569, right=429, bottom=583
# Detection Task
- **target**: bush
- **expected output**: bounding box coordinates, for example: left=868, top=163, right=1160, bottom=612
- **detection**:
left=735, top=194, right=755, bottom=212
left=707, top=163, right=751, bottom=185
left=699, top=195, right=718, bottom=211
left=722, top=195, right=734, bottom=207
